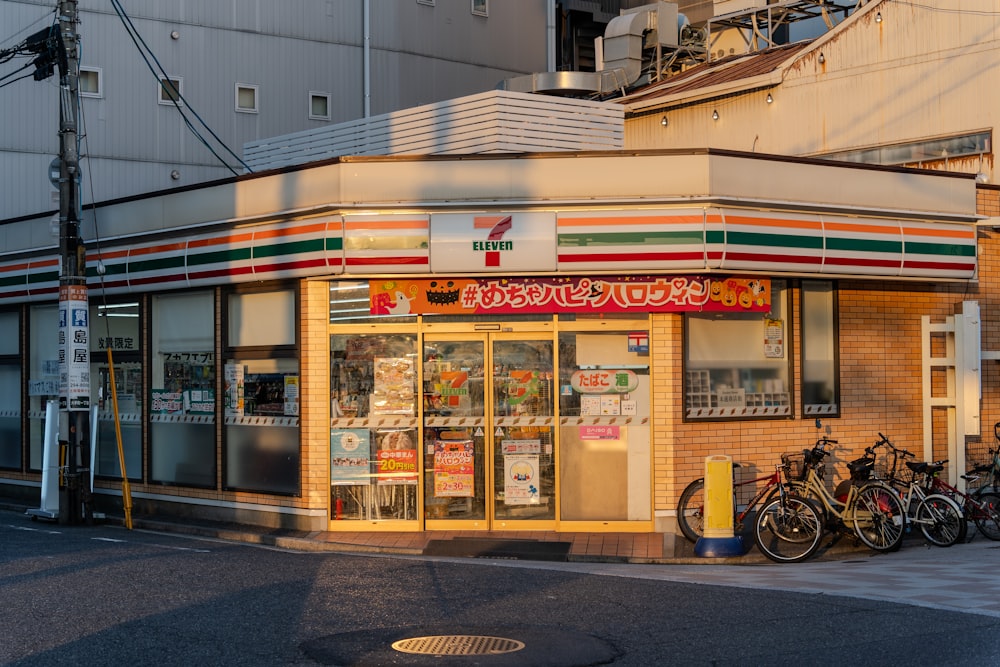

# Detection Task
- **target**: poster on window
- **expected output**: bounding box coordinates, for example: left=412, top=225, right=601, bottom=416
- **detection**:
left=223, top=364, right=244, bottom=416
left=330, top=429, right=371, bottom=485
left=375, top=430, right=418, bottom=484
left=284, top=376, right=300, bottom=416
left=504, top=454, right=540, bottom=505
left=433, top=440, right=474, bottom=497
left=764, top=318, right=784, bottom=358
left=372, top=357, right=416, bottom=415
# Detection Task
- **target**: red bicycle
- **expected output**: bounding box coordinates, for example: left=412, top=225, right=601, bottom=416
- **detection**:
left=676, top=463, right=782, bottom=543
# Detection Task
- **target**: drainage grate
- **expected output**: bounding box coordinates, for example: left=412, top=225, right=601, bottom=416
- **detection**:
left=392, top=635, right=525, bottom=656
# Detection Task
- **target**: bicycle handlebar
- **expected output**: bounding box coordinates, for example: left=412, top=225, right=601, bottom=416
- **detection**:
left=873, top=432, right=914, bottom=458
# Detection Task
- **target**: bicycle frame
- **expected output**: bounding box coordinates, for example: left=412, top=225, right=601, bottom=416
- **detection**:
left=734, top=468, right=783, bottom=527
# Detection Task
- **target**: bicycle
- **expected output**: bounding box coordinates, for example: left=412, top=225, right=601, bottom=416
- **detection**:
left=676, top=462, right=784, bottom=543
left=964, top=422, right=1000, bottom=495
left=866, top=434, right=964, bottom=547
left=871, top=432, right=1000, bottom=542
left=751, top=462, right=825, bottom=563
left=781, top=436, right=906, bottom=552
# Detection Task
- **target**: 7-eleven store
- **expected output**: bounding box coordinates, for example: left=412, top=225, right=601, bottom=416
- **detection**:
left=0, top=150, right=981, bottom=534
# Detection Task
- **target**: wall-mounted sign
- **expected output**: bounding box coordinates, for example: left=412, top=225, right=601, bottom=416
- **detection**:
left=370, top=276, right=770, bottom=316
left=570, top=369, right=638, bottom=394
left=429, top=212, right=556, bottom=273
left=580, top=424, right=620, bottom=441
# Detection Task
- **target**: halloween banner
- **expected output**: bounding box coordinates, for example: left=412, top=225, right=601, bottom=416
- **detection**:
left=370, top=276, right=770, bottom=316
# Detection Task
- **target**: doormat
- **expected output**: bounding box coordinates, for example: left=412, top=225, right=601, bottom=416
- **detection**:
left=423, top=537, right=572, bottom=561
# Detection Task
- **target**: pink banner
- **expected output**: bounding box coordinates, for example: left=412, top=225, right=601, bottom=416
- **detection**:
left=370, top=276, right=770, bottom=315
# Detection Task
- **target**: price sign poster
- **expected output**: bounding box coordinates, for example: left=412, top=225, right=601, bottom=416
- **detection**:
left=376, top=430, right=418, bottom=485
left=433, top=440, right=474, bottom=497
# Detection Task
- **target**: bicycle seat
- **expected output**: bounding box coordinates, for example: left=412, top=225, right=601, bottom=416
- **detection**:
left=906, top=461, right=944, bottom=475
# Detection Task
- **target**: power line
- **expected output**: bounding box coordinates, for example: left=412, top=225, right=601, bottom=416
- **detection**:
left=108, top=0, right=252, bottom=175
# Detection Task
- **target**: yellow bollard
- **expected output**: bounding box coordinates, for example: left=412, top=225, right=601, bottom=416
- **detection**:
left=694, top=454, right=744, bottom=557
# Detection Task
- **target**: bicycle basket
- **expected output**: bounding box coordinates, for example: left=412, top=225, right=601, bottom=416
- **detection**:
left=849, top=456, right=874, bottom=482
left=781, top=452, right=807, bottom=482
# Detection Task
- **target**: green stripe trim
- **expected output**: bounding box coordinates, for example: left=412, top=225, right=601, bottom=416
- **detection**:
left=186, top=247, right=253, bottom=267
left=826, top=237, right=902, bottom=254
left=726, top=231, right=823, bottom=250
left=126, top=255, right=187, bottom=275
left=906, top=241, right=976, bottom=257
left=27, top=270, right=59, bottom=285
left=254, top=238, right=326, bottom=259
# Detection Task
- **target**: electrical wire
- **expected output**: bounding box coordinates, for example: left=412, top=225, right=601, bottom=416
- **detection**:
left=0, top=63, right=37, bottom=89
left=0, top=7, right=56, bottom=51
left=108, top=0, right=252, bottom=174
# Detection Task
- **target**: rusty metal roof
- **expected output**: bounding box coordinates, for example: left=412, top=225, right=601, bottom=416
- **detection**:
left=621, top=41, right=811, bottom=106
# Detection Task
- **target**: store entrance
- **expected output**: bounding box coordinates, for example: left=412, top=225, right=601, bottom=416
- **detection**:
left=422, top=330, right=555, bottom=530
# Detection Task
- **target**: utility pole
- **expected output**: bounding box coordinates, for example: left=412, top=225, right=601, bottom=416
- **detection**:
left=56, top=0, right=92, bottom=525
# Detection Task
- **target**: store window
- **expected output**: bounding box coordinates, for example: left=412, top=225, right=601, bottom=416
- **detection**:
left=28, top=305, right=59, bottom=471
left=330, top=281, right=416, bottom=324
left=151, top=292, right=217, bottom=487
left=225, top=287, right=299, bottom=495
left=330, top=333, right=419, bottom=521
left=0, top=310, right=20, bottom=470
left=801, top=280, right=839, bottom=416
left=685, top=281, right=790, bottom=420
left=92, top=301, right=142, bottom=480
left=558, top=329, right=651, bottom=521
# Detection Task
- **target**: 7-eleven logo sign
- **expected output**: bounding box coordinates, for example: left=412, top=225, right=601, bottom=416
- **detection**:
left=472, top=215, right=513, bottom=267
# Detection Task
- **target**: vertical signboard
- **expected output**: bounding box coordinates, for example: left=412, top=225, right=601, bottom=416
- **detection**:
left=58, top=284, right=90, bottom=410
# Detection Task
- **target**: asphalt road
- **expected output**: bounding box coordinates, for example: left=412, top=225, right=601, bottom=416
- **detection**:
left=2, top=511, right=998, bottom=666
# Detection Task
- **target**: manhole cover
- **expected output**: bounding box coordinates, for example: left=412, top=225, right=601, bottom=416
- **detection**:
left=392, top=635, right=525, bottom=656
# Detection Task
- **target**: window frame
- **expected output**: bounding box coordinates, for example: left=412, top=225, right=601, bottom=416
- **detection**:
left=682, top=281, right=793, bottom=422
left=471, top=0, right=488, bottom=16
left=800, top=279, right=841, bottom=418
left=79, top=66, right=102, bottom=98
left=309, top=91, right=331, bottom=120
left=158, top=76, right=183, bottom=106
left=235, top=83, right=259, bottom=114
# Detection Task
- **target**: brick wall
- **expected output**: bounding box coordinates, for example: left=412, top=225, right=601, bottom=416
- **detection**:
left=652, top=224, right=1000, bottom=528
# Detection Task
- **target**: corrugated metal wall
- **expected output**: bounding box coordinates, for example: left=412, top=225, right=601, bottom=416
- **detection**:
left=625, top=2, right=999, bottom=175
left=0, top=0, right=548, bottom=221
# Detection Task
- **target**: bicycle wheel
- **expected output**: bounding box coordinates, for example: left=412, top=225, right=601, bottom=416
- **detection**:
left=676, top=478, right=705, bottom=543
left=972, top=491, right=1000, bottom=541
left=915, top=493, right=963, bottom=547
left=753, top=495, right=824, bottom=563
left=850, top=483, right=906, bottom=552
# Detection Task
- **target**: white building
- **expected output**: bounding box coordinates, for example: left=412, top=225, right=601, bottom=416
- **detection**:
left=0, top=0, right=552, bottom=220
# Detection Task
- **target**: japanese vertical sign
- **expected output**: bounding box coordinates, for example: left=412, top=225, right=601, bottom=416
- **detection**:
left=58, top=284, right=90, bottom=410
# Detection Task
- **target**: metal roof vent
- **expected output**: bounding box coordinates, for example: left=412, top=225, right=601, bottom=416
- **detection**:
left=601, top=1, right=679, bottom=87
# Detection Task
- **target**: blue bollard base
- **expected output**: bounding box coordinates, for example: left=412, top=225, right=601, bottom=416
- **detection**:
left=694, top=535, right=744, bottom=558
